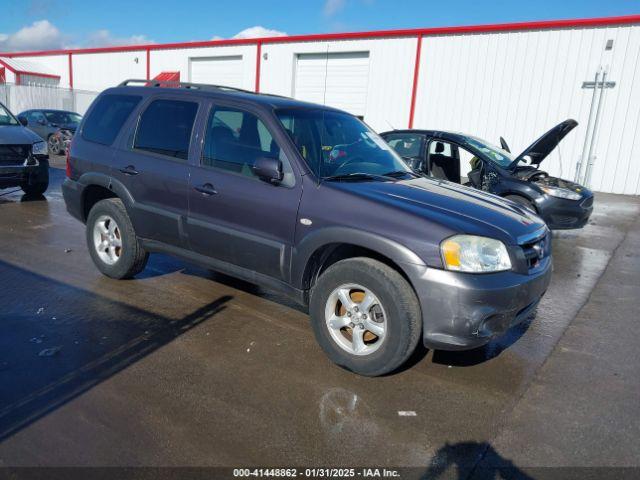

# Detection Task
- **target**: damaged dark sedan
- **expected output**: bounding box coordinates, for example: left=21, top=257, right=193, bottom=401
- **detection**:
left=381, top=120, right=593, bottom=229
left=0, top=102, right=49, bottom=196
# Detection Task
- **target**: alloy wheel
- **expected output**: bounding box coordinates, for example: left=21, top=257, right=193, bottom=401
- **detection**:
left=324, top=284, right=387, bottom=356
left=92, top=214, right=122, bottom=265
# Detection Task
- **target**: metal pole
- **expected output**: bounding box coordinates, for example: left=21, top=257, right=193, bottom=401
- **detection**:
left=576, top=68, right=601, bottom=183
left=584, top=69, right=608, bottom=188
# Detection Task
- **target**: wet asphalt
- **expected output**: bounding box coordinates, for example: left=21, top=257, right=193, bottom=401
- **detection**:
left=0, top=160, right=638, bottom=473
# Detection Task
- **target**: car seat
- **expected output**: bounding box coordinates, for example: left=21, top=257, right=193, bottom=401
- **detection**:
left=429, top=142, right=461, bottom=183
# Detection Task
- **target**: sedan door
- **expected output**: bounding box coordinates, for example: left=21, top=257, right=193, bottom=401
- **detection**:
left=111, top=96, right=200, bottom=248
left=25, top=111, right=48, bottom=139
left=187, top=103, right=302, bottom=282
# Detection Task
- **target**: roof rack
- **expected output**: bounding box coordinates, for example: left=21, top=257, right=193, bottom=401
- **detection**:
left=117, top=79, right=254, bottom=94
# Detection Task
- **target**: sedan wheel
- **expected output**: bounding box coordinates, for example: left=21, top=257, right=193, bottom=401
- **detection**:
left=48, top=135, right=61, bottom=155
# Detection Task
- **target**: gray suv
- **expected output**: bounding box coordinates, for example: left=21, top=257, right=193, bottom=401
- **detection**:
left=62, top=80, right=552, bottom=376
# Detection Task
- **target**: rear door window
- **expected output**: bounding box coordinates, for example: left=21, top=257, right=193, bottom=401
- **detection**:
left=134, top=99, right=198, bottom=160
left=82, top=94, right=141, bottom=145
left=384, top=133, right=425, bottom=158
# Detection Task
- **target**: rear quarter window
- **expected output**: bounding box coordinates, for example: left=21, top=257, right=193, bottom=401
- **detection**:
left=82, top=94, right=141, bottom=145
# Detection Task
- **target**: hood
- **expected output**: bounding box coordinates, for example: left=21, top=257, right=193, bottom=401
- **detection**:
left=0, top=125, right=42, bottom=145
left=57, top=122, right=78, bottom=132
left=331, top=176, right=545, bottom=245
left=509, top=119, right=578, bottom=169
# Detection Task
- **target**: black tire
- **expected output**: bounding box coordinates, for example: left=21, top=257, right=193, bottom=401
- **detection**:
left=86, top=198, right=148, bottom=279
left=504, top=194, right=536, bottom=213
left=21, top=159, right=49, bottom=196
left=309, top=257, right=421, bottom=376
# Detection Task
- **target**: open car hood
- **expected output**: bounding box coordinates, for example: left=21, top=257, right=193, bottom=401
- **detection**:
left=509, top=119, right=578, bottom=169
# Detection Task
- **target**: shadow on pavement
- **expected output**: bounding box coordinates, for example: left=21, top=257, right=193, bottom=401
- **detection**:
left=423, top=441, right=534, bottom=480
left=0, top=259, right=231, bottom=442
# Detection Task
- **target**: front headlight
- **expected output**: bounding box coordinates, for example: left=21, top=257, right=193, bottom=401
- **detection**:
left=441, top=235, right=512, bottom=273
left=32, top=141, right=47, bottom=155
left=539, top=185, right=581, bottom=201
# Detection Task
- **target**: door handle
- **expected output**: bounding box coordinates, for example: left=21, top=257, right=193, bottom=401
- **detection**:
left=119, top=165, right=140, bottom=176
left=194, top=183, right=217, bottom=196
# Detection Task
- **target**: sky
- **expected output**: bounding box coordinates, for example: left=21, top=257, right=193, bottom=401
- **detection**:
left=0, top=0, right=638, bottom=52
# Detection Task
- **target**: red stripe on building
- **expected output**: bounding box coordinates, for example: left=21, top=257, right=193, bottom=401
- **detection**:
left=68, top=53, right=73, bottom=89
left=255, top=42, right=262, bottom=93
left=1, top=15, right=639, bottom=58
left=408, top=35, right=423, bottom=129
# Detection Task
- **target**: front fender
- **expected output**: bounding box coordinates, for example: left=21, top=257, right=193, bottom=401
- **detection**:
left=291, top=226, right=427, bottom=290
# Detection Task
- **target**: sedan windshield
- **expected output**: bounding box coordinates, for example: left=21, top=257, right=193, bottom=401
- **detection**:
left=0, top=104, right=19, bottom=126
left=464, top=136, right=515, bottom=168
left=275, top=108, right=411, bottom=180
left=44, top=111, right=82, bottom=125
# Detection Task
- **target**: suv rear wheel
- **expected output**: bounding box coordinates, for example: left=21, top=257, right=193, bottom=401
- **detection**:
left=309, top=257, right=421, bottom=376
left=86, top=198, right=148, bottom=279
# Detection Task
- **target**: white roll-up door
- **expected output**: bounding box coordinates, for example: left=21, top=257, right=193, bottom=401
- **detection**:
left=189, top=55, right=243, bottom=88
left=294, top=52, right=370, bottom=117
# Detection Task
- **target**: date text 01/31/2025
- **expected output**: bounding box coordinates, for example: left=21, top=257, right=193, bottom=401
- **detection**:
left=233, top=468, right=401, bottom=478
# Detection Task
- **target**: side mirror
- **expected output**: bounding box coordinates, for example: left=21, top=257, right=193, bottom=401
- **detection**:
left=37, top=118, right=47, bottom=125
left=253, top=156, right=283, bottom=184
left=18, top=116, right=28, bottom=126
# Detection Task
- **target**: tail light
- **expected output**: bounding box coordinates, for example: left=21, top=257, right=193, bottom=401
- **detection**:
left=65, top=146, right=72, bottom=178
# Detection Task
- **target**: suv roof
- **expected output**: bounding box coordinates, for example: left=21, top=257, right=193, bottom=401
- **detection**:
left=110, top=79, right=345, bottom=113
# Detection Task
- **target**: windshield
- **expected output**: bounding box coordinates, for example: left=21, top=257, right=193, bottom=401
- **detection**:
left=275, top=108, right=410, bottom=179
left=0, top=103, right=19, bottom=126
left=464, top=136, right=515, bottom=168
left=44, top=111, right=82, bottom=125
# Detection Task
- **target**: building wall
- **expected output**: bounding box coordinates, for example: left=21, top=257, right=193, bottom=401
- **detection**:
left=72, top=50, right=147, bottom=91
left=151, top=45, right=258, bottom=91
left=2, top=19, right=639, bottom=194
left=21, top=54, right=71, bottom=87
left=260, top=37, right=417, bottom=132
left=413, top=24, right=640, bottom=195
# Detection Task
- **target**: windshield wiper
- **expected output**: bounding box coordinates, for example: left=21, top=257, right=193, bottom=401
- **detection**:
left=382, top=170, right=421, bottom=178
left=323, top=172, right=392, bottom=182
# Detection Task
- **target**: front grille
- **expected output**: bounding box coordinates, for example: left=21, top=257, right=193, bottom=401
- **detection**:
left=581, top=196, right=594, bottom=208
left=0, top=145, right=29, bottom=166
left=521, top=232, right=550, bottom=270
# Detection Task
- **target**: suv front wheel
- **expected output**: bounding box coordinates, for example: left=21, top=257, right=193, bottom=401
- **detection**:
left=309, top=257, right=421, bottom=376
left=86, top=198, right=148, bottom=279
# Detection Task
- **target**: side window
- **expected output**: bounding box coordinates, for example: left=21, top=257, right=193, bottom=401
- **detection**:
left=27, top=111, right=46, bottom=125
left=458, top=146, right=481, bottom=183
left=202, top=106, right=294, bottom=186
left=134, top=99, right=198, bottom=160
left=83, top=94, right=141, bottom=146
left=428, top=140, right=461, bottom=184
left=385, top=134, right=424, bottom=159
left=428, top=140, right=484, bottom=186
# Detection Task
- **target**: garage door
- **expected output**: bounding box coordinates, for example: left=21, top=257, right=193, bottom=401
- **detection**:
left=294, top=52, right=370, bottom=117
left=189, top=56, right=243, bottom=89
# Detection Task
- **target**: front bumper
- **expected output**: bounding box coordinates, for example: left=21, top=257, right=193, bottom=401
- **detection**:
left=0, top=158, right=45, bottom=188
left=405, top=257, right=552, bottom=350
left=537, top=194, right=594, bottom=229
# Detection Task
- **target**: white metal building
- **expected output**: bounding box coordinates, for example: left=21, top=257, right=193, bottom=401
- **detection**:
left=1, top=15, right=639, bottom=194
